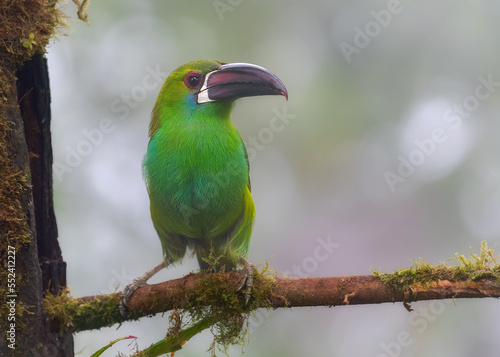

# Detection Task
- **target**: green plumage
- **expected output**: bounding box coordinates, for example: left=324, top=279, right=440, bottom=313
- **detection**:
left=144, top=60, right=254, bottom=270
left=119, top=60, right=285, bottom=316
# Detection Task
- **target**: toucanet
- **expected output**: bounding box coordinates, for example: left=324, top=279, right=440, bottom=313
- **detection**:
left=120, top=59, right=288, bottom=316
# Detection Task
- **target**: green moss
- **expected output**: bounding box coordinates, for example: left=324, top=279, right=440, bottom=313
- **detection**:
left=43, top=263, right=277, bottom=355
left=0, top=0, right=67, bottom=330
left=159, top=262, right=277, bottom=356
left=1, top=1, right=66, bottom=69
left=373, top=241, right=500, bottom=292
left=44, top=288, right=121, bottom=333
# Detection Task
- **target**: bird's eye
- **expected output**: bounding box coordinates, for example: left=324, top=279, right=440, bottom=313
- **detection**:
left=183, top=71, right=202, bottom=89
left=188, top=75, right=199, bottom=87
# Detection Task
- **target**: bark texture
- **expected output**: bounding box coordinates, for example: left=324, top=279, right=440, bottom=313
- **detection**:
left=56, top=271, right=500, bottom=333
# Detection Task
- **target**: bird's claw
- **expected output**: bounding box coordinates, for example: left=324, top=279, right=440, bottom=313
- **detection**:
left=119, top=261, right=166, bottom=318
left=119, top=277, right=148, bottom=318
left=236, top=261, right=255, bottom=307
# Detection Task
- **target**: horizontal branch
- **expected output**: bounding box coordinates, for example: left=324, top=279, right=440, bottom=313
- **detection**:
left=122, top=273, right=500, bottom=310
left=46, top=270, right=500, bottom=333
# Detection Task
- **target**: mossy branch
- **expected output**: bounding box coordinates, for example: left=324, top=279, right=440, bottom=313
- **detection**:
left=45, top=242, right=500, bottom=334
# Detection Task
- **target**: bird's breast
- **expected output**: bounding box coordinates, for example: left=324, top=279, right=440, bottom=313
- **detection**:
left=144, top=122, right=249, bottom=237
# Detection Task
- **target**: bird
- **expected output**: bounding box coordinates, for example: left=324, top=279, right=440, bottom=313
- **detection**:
left=119, top=59, right=288, bottom=317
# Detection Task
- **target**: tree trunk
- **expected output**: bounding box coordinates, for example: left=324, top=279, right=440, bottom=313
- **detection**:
left=0, top=54, right=73, bottom=357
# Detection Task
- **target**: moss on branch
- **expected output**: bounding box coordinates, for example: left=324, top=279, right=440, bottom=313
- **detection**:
left=373, top=241, right=500, bottom=292
left=44, top=243, right=500, bottom=355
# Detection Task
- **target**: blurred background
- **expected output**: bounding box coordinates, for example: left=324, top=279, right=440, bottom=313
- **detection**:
left=48, top=0, right=500, bottom=356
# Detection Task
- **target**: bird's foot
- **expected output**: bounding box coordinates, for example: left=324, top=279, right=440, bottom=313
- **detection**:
left=119, top=276, right=148, bottom=318
left=119, top=261, right=166, bottom=318
left=236, top=257, right=255, bottom=307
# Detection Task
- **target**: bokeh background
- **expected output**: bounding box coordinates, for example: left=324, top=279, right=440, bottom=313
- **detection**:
left=48, top=1, right=500, bottom=356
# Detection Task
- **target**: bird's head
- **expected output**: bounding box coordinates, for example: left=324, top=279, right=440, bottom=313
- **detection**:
left=150, top=59, right=288, bottom=136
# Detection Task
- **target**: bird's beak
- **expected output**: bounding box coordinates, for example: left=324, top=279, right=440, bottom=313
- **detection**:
left=197, top=63, right=288, bottom=104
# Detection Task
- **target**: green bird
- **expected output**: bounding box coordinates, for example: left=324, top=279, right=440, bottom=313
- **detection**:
left=119, top=59, right=287, bottom=316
